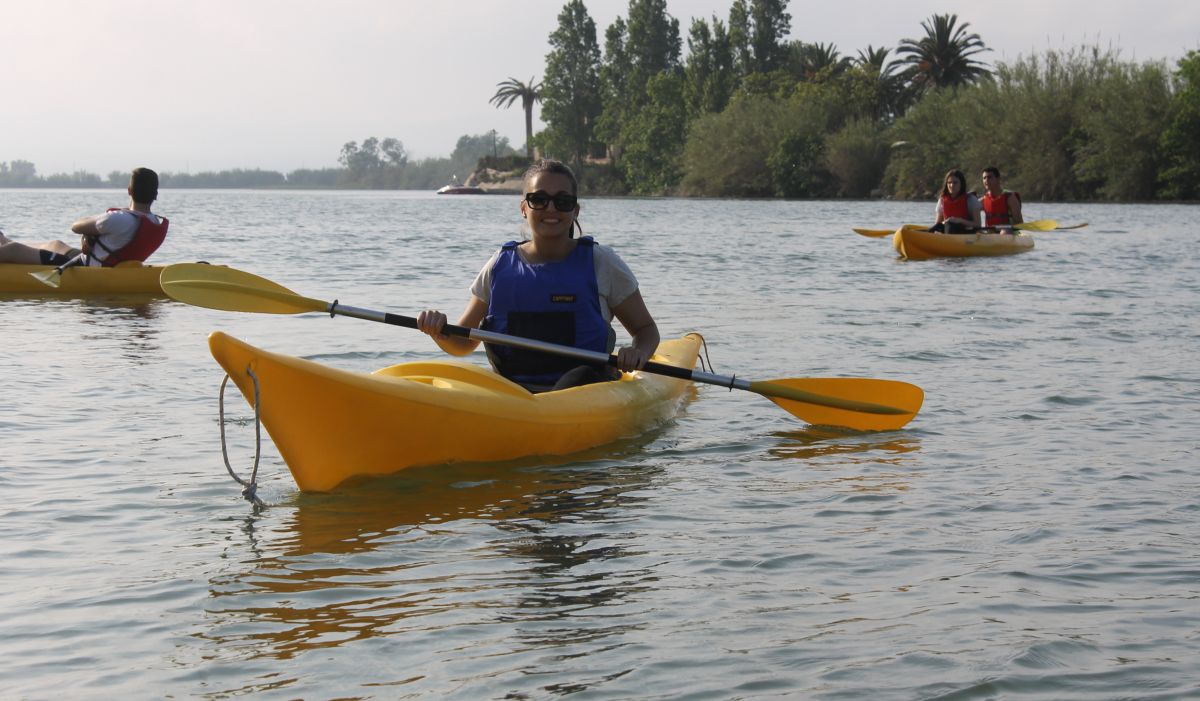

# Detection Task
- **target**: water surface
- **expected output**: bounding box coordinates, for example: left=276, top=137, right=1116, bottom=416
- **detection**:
left=1, top=190, right=1196, bottom=699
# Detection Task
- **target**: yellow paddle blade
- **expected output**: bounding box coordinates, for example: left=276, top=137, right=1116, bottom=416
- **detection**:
left=853, top=225, right=925, bottom=238
left=1056, top=222, right=1089, bottom=230
left=28, top=269, right=63, bottom=288
left=1014, top=219, right=1057, bottom=231
left=159, top=263, right=328, bottom=314
left=751, top=378, right=924, bottom=431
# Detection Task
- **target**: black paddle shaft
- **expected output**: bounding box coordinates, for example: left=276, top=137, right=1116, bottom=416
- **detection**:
left=333, top=303, right=701, bottom=383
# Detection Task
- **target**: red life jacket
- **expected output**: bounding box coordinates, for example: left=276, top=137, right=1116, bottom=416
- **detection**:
left=982, top=190, right=1021, bottom=226
left=940, top=193, right=971, bottom=220
left=83, top=208, right=169, bottom=266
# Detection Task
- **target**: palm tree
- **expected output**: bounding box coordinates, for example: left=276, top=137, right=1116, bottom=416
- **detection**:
left=854, top=45, right=909, bottom=120
left=896, top=14, right=990, bottom=93
left=787, top=41, right=850, bottom=81
left=489, top=77, right=543, bottom=160
left=855, top=45, right=898, bottom=78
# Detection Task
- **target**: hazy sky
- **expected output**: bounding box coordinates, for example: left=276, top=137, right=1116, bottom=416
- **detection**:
left=2, top=0, right=1196, bottom=176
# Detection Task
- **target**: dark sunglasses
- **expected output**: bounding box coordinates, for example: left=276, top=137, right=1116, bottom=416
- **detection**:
left=524, top=191, right=578, bottom=212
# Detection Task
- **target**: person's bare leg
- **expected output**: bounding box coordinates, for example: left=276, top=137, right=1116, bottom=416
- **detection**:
left=38, top=240, right=78, bottom=255
left=0, top=241, right=50, bottom=264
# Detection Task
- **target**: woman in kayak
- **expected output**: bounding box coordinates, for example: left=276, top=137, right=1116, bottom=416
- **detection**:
left=929, top=168, right=981, bottom=233
left=417, top=158, right=660, bottom=391
left=0, top=167, right=167, bottom=267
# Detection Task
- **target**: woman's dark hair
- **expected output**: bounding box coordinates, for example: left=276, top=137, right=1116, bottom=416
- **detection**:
left=522, top=159, right=582, bottom=237
left=940, top=169, right=967, bottom=199
left=523, top=159, right=578, bottom=195
left=130, top=167, right=159, bottom=203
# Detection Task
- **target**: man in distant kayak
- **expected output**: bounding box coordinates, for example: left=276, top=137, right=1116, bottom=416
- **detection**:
left=980, top=166, right=1023, bottom=232
left=0, top=167, right=168, bottom=267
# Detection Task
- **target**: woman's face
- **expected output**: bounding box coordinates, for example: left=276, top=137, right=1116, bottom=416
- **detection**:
left=945, top=174, right=962, bottom=196
left=521, top=172, right=578, bottom=239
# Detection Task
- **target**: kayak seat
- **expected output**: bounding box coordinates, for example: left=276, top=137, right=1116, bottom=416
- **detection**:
left=373, top=360, right=534, bottom=399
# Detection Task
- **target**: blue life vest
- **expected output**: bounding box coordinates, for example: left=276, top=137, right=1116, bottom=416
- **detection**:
left=482, top=236, right=611, bottom=386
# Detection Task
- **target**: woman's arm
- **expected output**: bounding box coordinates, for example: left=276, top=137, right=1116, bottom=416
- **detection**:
left=416, top=295, right=488, bottom=356
left=611, top=289, right=660, bottom=372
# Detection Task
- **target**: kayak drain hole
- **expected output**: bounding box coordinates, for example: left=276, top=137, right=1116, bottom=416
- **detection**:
left=219, top=367, right=264, bottom=506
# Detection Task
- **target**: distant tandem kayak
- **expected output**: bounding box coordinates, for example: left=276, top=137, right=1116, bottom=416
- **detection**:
left=892, top=226, right=1035, bottom=260
left=0, top=261, right=167, bottom=295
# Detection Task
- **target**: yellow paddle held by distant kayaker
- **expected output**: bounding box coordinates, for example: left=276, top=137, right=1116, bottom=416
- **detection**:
left=852, top=219, right=1088, bottom=238
left=159, top=263, right=924, bottom=431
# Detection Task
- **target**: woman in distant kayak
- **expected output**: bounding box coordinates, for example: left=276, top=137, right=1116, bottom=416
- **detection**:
left=0, top=167, right=168, bottom=267
left=417, top=158, right=660, bottom=391
left=980, top=166, right=1023, bottom=231
left=930, top=168, right=981, bottom=233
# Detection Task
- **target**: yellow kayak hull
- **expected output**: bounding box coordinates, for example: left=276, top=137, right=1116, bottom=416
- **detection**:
left=209, top=331, right=703, bottom=492
left=0, top=261, right=165, bottom=295
left=892, top=226, right=1035, bottom=260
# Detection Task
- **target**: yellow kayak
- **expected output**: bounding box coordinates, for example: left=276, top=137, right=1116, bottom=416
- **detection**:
left=210, top=331, right=703, bottom=492
left=0, top=261, right=166, bottom=295
left=893, top=225, right=1034, bottom=260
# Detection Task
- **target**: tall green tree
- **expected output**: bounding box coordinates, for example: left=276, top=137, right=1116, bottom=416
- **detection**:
left=379, top=138, right=407, bottom=166
left=1159, top=51, right=1200, bottom=199
left=613, top=0, right=683, bottom=191
left=897, top=13, right=991, bottom=92
left=596, top=17, right=631, bottom=158
left=683, top=16, right=735, bottom=117
left=625, top=0, right=682, bottom=95
left=597, top=0, right=681, bottom=179
left=339, top=138, right=382, bottom=174
left=727, top=0, right=752, bottom=77
left=541, top=0, right=603, bottom=168
left=621, top=72, right=688, bottom=193
left=748, top=0, right=791, bottom=73
left=489, top=77, right=543, bottom=159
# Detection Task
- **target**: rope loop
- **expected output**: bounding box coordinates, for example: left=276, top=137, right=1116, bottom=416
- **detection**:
left=219, top=366, right=264, bottom=506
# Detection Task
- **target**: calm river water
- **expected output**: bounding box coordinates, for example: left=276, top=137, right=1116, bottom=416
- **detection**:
left=1, top=189, right=1197, bottom=700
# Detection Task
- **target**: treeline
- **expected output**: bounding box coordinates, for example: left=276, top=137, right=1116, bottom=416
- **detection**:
left=332, top=133, right=520, bottom=188
left=534, top=0, right=1200, bottom=200
left=0, top=132, right=518, bottom=191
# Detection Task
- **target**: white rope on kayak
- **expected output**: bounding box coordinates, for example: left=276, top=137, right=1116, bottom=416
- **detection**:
left=218, top=367, right=264, bottom=506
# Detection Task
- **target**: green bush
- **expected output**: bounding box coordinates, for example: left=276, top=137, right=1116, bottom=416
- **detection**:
left=825, top=118, right=890, bottom=197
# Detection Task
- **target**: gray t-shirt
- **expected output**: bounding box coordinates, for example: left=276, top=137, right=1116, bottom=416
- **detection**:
left=469, top=241, right=639, bottom=322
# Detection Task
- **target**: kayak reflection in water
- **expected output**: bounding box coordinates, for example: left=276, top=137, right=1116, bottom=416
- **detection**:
left=417, top=158, right=660, bottom=392
left=929, top=168, right=981, bottom=234
left=0, top=167, right=168, bottom=268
